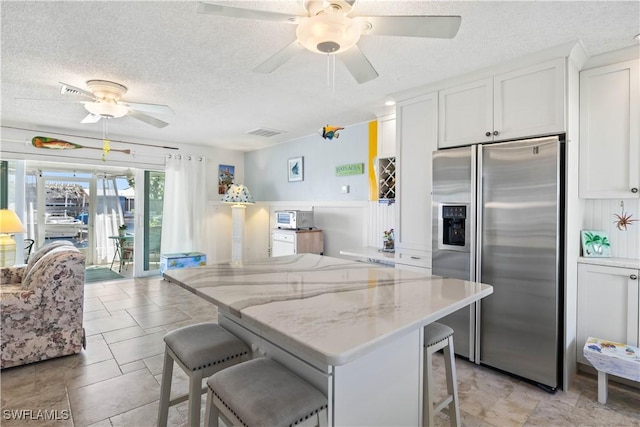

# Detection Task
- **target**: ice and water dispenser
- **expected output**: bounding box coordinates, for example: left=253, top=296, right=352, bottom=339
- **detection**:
left=437, top=204, right=470, bottom=252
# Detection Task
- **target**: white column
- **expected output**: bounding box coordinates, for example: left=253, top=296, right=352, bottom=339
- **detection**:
left=231, top=205, right=246, bottom=263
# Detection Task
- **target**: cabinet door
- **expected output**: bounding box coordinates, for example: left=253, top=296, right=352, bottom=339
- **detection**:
left=577, top=264, right=640, bottom=364
left=378, top=115, right=396, bottom=158
left=494, top=58, right=566, bottom=141
left=396, top=92, right=438, bottom=253
left=579, top=59, right=640, bottom=199
left=438, top=78, right=493, bottom=148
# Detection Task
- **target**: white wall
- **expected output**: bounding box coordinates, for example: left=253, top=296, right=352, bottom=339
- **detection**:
left=244, top=122, right=370, bottom=201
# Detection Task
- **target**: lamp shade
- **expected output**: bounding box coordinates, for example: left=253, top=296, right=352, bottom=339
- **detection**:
left=221, top=184, right=255, bottom=204
left=0, top=209, right=26, bottom=234
left=296, top=14, right=362, bottom=54
left=85, top=101, right=129, bottom=118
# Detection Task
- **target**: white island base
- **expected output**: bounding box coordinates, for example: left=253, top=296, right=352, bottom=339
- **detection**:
left=221, top=313, right=423, bottom=426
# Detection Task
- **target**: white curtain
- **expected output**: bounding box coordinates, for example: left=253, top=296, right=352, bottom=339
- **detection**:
left=161, top=155, right=207, bottom=254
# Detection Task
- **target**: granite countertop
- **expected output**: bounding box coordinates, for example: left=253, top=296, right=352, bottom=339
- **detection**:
left=163, top=254, right=493, bottom=366
left=578, top=257, right=640, bottom=269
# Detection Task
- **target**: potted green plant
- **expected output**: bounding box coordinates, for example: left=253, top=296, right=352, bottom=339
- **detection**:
left=118, top=224, right=127, bottom=237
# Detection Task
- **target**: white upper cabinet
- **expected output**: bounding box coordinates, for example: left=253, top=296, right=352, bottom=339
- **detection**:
left=579, top=59, right=640, bottom=199
left=438, top=78, right=493, bottom=147
left=377, top=114, right=396, bottom=158
left=439, top=58, right=566, bottom=148
left=395, top=92, right=438, bottom=259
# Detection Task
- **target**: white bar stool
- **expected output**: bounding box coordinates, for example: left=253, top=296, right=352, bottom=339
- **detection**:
left=156, top=322, right=250, bottom=427
left=204, top=357, right=328, bottom=427
left=423, top=322, right=461, bottom=427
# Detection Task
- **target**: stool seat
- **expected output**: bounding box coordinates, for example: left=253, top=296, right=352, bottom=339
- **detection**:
left=206, top=358, right=327, bottom=427
left=157, top=322, right=249, bottom=427
left=424, top=322, right=454, bottom=347
left=164, top=322, right=249, bottom=372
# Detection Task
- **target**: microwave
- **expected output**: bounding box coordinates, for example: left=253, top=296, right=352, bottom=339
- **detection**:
left=275, top=210, right=314, bottom=229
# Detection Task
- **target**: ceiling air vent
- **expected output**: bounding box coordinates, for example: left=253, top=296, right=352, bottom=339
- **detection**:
left=246, top=128, right=285, bottom=138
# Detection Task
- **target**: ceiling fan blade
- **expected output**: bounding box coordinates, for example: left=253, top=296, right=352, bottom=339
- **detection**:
left=253, top=40, right=305, bottom=74
left=197, top=2, right=301, bottom=23
left=81, top=113, right=101, bottom=124
left=59, top=81, right=96, bottom=99
left=358, top=15, right=462, bottom=39
left=122, top=101, right=174, bottom=115
left=338, top=45, right=379, bottom=84
left=127, top=109, right=169, bottom=128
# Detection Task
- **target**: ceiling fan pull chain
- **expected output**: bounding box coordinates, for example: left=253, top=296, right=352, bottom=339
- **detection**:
left=332, top=53, right=336, bottom=97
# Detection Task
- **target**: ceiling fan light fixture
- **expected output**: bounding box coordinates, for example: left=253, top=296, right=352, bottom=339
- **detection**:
left=84, top=101, right=129, bottom=119
left=296, top=14, right=362, bottom=54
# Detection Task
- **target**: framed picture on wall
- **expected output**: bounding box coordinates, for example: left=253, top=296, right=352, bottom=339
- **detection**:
left=288, top=156, right=303, bottom=182
left=218, top=164, right=235, bottom=194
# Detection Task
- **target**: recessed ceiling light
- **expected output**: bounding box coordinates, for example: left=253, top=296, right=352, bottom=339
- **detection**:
left=384, top=99, right=396, bottom=106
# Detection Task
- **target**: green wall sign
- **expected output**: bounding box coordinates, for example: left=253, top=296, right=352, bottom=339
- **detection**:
left=336, top=163, right=364, bottom=176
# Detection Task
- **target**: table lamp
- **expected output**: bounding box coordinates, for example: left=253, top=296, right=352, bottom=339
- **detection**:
left=0, top=209, right=26, bottom=267
left=221, top=184, right=255, bottom=263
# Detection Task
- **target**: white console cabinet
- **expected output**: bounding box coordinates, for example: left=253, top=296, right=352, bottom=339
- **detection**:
left=271, top=229, right=324, bottom=257
left=577, top=261, right=639, bottom=365
left=438, top=58, right=566, bottom=148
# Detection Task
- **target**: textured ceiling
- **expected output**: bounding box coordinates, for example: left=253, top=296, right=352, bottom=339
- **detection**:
left=1, top=1, right=639, bottom=152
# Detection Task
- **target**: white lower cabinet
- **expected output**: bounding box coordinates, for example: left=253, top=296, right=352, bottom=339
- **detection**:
left=577, top=262, right=639, bottom=365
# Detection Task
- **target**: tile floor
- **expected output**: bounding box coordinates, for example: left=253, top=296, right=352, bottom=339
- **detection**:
left=1, top=276, right=639, bottom=427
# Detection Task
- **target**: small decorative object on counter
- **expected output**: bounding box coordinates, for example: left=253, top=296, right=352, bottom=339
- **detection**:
left=118, top=224, right=127, bottom=237
left=383, top=228, right=394, bottom=251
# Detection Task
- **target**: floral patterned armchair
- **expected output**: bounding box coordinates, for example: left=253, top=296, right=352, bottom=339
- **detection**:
left=1, top=241, right=86, bottom=369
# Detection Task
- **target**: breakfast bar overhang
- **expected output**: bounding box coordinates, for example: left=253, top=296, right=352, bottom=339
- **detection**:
left=163, top=254, right=493, bottom=426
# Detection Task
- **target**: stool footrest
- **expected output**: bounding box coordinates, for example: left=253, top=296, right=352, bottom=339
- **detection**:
left=168, top=386, right=208, bottom=407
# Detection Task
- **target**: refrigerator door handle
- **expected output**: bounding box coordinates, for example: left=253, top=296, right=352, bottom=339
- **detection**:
left=474, top=144, right=484, bottom=364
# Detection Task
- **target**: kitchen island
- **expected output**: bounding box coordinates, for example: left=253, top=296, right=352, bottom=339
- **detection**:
left=163, top=254, right=492, bottom=426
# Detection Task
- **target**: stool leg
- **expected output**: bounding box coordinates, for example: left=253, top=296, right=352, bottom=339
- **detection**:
left=157, top=347, right=174, bottom=427
left=204, top=387, right=219, bottom=427
left=597, top=371, right=608, bottom=404
left=188, top=370, right=203, bottom=427
left=443, top=336, right=461, bottom=427
left=423, top=346, right=435, bottom=427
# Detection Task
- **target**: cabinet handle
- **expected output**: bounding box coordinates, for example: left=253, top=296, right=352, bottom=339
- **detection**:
left=632, top=188, right=639, bottom=193
left=410, top=256, right=421, bottom=260
left=485, top=131, right=491, bottom=137
left=631, top=274, right=638, bottom=280
left=493, top=130, right=499, bottom=136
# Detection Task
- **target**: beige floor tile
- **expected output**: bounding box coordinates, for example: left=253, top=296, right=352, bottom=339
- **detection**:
left=84, top=297, right=107, bottom=313
left=83, top=309, right=112, bottom=321
left=109, top=331, right=166, bottom=365
left=120, top=360, right=147, bottom=374
left=130, top=307, right=190, bottom=329
left=102, top=325, right=149, bottom=344
left=65, top=359, right=122, bottom=389
left=84, top=311, right=137, bottom=336
left=77, top=337, right=114, bottom=366
left=68, top=369, right=160, bottom=427
left=109, top=400, right=184, bottom=427
left=124, top=304, right=165, bottom=317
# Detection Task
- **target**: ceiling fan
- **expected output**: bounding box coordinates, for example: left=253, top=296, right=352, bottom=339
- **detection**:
left=197, top=0, right=461, bottom=84
left=58, top=80, right=174, bottom=128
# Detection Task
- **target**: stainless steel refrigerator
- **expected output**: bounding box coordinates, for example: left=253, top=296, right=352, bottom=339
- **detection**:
left=432, top=136, right=563, bottom=391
